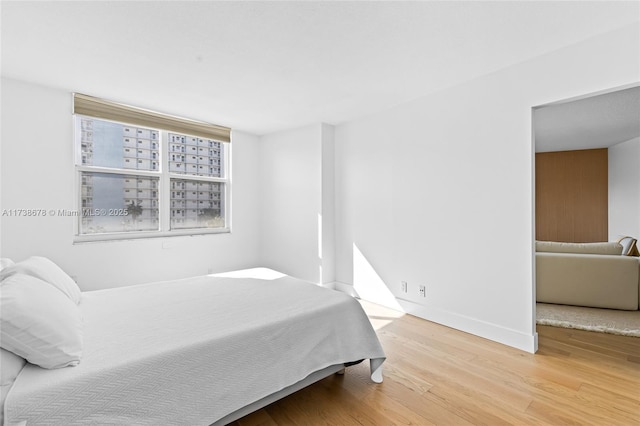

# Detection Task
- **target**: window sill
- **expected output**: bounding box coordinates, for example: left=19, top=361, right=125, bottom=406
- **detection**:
left=73, top=228, right=231, bottom=244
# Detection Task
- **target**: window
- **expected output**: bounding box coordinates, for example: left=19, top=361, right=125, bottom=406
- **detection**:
left=74, top=94, right=231, bottom=241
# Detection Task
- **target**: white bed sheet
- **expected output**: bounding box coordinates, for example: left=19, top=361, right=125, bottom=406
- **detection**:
left=4, top=270, right=385, bottom=425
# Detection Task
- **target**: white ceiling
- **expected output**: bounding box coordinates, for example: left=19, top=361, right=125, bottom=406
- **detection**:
left=1, top=1, right=639, bottom=136
left=535, top=85, right=640, bottom=153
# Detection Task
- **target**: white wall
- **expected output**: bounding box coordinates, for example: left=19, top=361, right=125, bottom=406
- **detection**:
left=609, top=137, right=640, bottom=240
left=334, top=24, right=639, bottom=353
left=257, top=123, right=335, bottom=284
left=0, top=77, right=262, bottom=290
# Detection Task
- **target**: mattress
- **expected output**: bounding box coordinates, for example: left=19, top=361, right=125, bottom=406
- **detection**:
left=3, top=269, right=385, bottom=425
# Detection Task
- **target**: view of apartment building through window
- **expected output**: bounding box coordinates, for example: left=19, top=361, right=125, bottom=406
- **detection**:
left=78, top=116, right=227, bottom=236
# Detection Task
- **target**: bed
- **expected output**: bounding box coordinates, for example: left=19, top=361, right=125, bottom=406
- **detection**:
left=0, top=258, right=385, bottom=425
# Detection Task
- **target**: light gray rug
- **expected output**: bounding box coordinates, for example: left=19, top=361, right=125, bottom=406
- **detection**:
left=536, top=303, right=640, bottom=337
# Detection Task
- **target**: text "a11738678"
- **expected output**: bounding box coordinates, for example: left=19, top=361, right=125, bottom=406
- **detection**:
left=1, top=208, right=130, bottom=217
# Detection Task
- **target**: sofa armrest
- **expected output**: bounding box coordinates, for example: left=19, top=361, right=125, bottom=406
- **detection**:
left=536, top=253, right=639, bottom=310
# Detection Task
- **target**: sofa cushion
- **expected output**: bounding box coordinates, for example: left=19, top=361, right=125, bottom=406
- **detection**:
left=618, top=236, right=639, bottom=256
left=536, top=252, right=639, bottom=310
left=536, top=241, right=623, bottom=256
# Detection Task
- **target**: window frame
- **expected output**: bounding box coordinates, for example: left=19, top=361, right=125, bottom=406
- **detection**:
left=73, top=114, right=232, bottom=243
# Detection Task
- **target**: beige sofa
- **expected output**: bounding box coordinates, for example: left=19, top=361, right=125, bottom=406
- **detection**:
left=536, top=241, right=640, bottom=310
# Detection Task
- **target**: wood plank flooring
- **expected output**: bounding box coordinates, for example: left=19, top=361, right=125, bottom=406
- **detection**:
left=231, top=301, right=640, bottom=425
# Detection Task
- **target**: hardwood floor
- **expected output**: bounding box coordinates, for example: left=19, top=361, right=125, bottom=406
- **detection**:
left=231, top=301, right=640, bottom=425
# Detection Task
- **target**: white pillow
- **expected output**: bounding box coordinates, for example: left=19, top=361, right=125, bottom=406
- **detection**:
left=1, top=347, right=26, bottom=398
left=1, top=348, right=26, bottom=387
left=1, top=273, right=83, bottom=369
left=0, top=349, right=26, bottom=426
left=0, top=258, right=14, bottom=271
left=0, top=256, right=81, bottom=304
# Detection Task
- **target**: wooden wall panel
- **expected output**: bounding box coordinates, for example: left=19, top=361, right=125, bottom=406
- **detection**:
left=535, top=148, right=608, bottom=243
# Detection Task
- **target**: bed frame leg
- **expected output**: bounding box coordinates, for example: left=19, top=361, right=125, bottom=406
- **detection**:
left=336, top=368, right=345, bottom=375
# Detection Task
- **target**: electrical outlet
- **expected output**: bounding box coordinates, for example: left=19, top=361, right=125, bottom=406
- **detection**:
left=419, top=285, right=426, bottom=297
left=401, top=281, right=408, bottom=293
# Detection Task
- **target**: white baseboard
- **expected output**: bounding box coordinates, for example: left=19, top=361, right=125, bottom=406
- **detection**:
left=333, top=282, right=538, bottom=353
left=332, top=281, right=360, bottom=297
left=396, top=298, right=538, bottom=353
left=318, top=281, right=336, bottom=290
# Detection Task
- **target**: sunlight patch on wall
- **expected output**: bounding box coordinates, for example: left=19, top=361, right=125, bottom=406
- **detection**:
left=318, top=213, right=323, bottom=260
left=318, top=213, right=323, bottom=283
left=353, top=243, right=404, bottom=311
